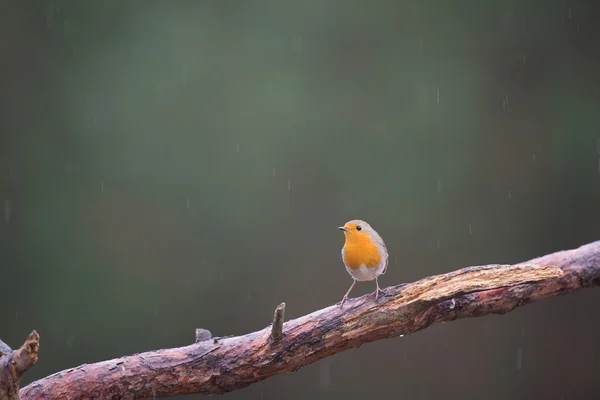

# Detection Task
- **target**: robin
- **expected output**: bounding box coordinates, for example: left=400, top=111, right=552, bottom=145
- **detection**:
left=338, top=219, right=388, bottom=306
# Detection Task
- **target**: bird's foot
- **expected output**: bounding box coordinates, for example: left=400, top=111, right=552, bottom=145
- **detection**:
left=338, top=296, right=349, bottom=307
left=374, top=288, right=385, bottom=300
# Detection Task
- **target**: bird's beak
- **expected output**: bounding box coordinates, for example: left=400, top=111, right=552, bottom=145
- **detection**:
left=338, top=226, right=349, bottom=232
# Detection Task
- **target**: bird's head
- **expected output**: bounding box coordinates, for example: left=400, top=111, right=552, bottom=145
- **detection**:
left=338, top=219, right=375, bottom=243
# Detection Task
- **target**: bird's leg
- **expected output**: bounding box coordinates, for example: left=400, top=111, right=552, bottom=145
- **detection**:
left=339, top=279, right=357, bottom=306
left=374, top=277, right=385, bottom=300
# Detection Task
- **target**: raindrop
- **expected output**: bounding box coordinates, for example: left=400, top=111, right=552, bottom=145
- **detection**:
left=419, top=36, right=423, bottom=52
left=516, top=347, right=523, bottom=369
left=523, top=55, right=526, bottom=65
left=319, top=359, right=331, bottom=387
left=287, top=180, right=291, bottom=210
left=469, top=224, right=472, bottom=235
left=4, top=200, right=11, bottom=224
left=417, top=85, right=429, bottom=110
left=294, top=35, right=304, bottom=53
left=437, top=177, right=443, bottom=193
left=247, top=292, right=251, bottom=300
left=532, top=152, right=536, bottom=161
left=186, top=198, right=189, bottom=209
left=272, top=168, right=276, bottom=177
left=508, top=189, right=512, bottom=199
left=521, top=327, right=525, bottom=337
left=436, top=88, right=440, bottom=103
left=436, top=239, right=440, bottom=250
left=569, top=8, right=572, bottom=18
left=101, top=181, right=104, bottom=192
left=394, top=255, right=397, bottom=265
left=63, top=19, right=70, bottom=37
left=46, top=4, right=55, bottom=28
left=236, top=144, right=240, bottom=153
left=154, top=308, right=159, bottom=317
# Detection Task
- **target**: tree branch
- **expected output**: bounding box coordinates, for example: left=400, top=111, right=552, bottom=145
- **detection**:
left=0, top=330, right=39, bottom=400
left=19, top=241, right=600, bottom=399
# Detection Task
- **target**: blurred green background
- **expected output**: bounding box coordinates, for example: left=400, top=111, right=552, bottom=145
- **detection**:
left=1, top=1, right=600, bottom=399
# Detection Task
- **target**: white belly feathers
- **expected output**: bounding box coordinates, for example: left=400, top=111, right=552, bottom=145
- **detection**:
left=346, top=262, right=386, bottom=282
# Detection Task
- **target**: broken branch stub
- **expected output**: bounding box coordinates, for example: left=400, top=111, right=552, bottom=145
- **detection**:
left=0, top=330, right=40, bottom=400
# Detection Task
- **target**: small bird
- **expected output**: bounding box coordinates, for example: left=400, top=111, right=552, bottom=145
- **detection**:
left=338, top=219, right=388, bottom=305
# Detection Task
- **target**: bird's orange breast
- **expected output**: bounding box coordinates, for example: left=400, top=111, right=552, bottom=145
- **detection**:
left=342, top=236, right=382, bottom=270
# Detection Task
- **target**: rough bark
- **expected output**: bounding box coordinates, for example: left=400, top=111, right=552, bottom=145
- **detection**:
left=17, top=241, right=600, bottom=400
left=0, top=331, right=39, bottom=400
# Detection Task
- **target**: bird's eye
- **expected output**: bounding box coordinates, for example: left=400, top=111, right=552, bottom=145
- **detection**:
left=356, top=225, right=362, bottom=231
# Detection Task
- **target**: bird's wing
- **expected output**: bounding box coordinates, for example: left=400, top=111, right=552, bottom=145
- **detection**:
left=370, top=230, right=389, bottom=274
